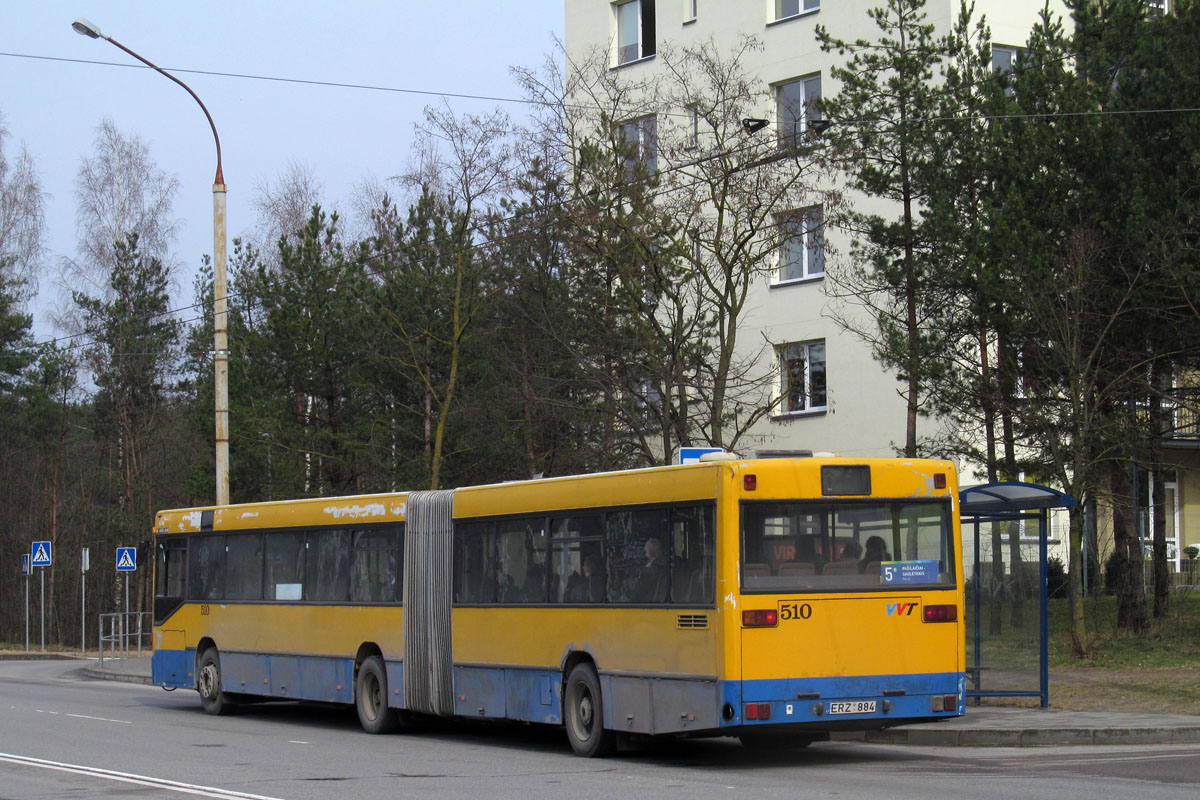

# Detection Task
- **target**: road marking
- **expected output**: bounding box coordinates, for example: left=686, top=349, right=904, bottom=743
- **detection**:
left=0, top=752, right=286, bottom=800
left=288, top=741, right=309, bottom=745
left=66, top=713, right=133, bottom=724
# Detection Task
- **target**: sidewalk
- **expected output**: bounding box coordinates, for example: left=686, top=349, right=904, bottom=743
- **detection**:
left=74, top=655, right=1200, bottom=746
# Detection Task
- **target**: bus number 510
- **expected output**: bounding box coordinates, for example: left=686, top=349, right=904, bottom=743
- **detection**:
left=780, top=602, right=812, bottom=621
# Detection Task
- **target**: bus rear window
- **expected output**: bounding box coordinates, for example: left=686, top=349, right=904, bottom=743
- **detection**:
left=741, top=500, right=954, bottom=592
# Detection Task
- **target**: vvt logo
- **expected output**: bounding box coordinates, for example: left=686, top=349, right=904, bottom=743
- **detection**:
left=887, top=602, right=918, bottom=617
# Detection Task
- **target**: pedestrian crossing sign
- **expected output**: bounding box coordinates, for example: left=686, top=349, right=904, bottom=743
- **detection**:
left=31, top=541, right=51, bottom=567
left=116, top=547, right=137, bottom=572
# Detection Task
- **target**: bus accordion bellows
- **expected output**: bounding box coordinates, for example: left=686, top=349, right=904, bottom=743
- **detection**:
left=150, top=456, right=965, bottom=756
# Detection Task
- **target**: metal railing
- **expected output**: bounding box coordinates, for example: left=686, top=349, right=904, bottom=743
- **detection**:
left=98, top=611, right=152, bottom=665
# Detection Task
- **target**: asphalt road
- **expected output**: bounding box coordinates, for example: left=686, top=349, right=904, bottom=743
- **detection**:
left=2, top=659, right=1199, bottom=800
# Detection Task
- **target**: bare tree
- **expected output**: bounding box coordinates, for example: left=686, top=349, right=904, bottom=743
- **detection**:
left=61, top=119, right=179, bottom=316
left=251, top=159, right=326, bottom=260
left=0, top=112, right=46, bottom=299
left=369, top=103, right=514, bottom=489
left=536, top=37, right=835, bottom=461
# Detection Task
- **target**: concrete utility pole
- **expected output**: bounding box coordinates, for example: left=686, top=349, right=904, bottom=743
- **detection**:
left=73, top=18, right=231, bottom=505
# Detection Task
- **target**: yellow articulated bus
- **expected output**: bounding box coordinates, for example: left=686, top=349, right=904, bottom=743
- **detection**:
left=151, top=455, right=965, bottom=756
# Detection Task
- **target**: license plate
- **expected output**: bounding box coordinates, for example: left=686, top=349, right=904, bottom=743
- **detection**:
left=828, top=701, right=876, bottom=715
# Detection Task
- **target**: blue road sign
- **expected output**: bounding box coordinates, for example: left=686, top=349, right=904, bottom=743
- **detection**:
left=116, top=547, right=137, bottom=572
left=679, top=447, right=724, bottom=465
left=31, top=541, right=52, bottom=567
left=21, top=553, right=30, bottom=576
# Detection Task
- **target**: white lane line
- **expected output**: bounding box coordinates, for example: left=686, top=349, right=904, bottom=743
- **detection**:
left=287, top=741, right=309, bottom=745
left=66, top=713, right=133, bottom=724
left=0, top=752, right=286, bottom=800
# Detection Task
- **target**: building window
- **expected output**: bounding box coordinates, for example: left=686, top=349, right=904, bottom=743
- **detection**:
left=991, top=44, right=1020, bottom=73
left=778, top=207, right=824, bottom=281
left=1146, top=0, right=1169, bottom=16
left=776, top=74, right=821, bottom=146
left=779, top=340, right=827, bottom=413
left=685, top=0, right=697, bottom=23
left=617, top=0, right=656, bottom=65
left=775, top=0, right=820, bottom=22
left=687, top=106, right=700, bottom=149
left=619, top=114, right=658, bottom=175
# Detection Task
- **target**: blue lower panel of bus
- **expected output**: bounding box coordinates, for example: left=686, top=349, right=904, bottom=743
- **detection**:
left=454, top=666, right=561, bottom=724
left=725, top=671, right=966, bottom=729
left=220, top=651, right=356, bottom=704
left=153, top=646, right=963, bottom=737
left=151, top=648, right=194, bottom=689
left=151, top=648, right=362, bottom=705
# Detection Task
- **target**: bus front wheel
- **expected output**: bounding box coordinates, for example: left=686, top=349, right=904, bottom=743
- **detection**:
left=355, top=656, right=400, bottom=734
left=564, top=663, right=616, bottom=757
left=197, top=648, right=237, bottom=716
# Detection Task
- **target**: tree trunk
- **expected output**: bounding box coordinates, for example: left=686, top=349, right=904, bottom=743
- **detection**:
left=1151, top=468, right=1170, bottom=618
left=1149, top=359, right=1170, bottom=618
left=1111, top=462, right=1148, bottom=632
left=1067, top=506, right=1088, bottom=657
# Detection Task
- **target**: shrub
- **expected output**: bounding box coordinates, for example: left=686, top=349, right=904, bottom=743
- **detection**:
left=1047, top=556, right=1068, bottom=599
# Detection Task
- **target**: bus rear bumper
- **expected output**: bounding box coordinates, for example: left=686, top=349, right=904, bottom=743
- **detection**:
left=726, top=671, right=966, bottom=730
left=151, top=648, right=195, bottom=690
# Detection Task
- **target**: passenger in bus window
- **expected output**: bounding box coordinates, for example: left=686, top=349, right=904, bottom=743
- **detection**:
left=522, top=562, right=547, bottom=602
left=840, top=540, right=863, bottom=561
left=860, top=536, right=892, bottom=573
left=567, top=555, right=605, bottom=603
left=631, top=537, right=669, bottom=602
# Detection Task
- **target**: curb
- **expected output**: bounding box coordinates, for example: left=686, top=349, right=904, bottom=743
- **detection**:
left=851, top=726, right=1200, bottom=746
left=0, top=653, right=82, bottom=661
left=82, top=665, right=153, bottom=686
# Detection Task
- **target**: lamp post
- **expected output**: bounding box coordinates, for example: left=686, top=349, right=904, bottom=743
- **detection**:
left=73, top=19, right=230, bottom=506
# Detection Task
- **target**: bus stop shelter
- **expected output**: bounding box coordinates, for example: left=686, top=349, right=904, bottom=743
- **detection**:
left=959, top=482, right=1076, bottom=708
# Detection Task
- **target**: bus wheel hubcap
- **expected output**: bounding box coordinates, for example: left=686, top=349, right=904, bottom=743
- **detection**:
left=579, top=693, right=593, bottom=730
left=200, top=665, right=217, bottom=698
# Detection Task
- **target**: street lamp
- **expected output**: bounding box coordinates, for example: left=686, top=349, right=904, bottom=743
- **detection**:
left=73, top=18, right=231, bottom=506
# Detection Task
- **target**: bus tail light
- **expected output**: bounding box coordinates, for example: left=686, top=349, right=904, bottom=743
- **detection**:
left=934, top=472, right=947, bottom=489
left=745, top=702, right=771, bottom=720
left=922, top=604, right=957, bottom=623
left=932, top=694, right=959, bottom=712
left=744, top=474, right=757, bottom=491
left=742, top=609, right=778, bottom=627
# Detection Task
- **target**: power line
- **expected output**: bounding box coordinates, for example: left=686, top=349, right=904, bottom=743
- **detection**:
left=0, top=51, right=543, bottom=109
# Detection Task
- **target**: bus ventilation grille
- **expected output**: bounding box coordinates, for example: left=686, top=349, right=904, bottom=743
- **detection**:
left=676, top=614, right=709, bottom=629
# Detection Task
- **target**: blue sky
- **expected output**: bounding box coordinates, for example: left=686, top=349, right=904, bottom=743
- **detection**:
left=3, top=1, right=564, bottom=337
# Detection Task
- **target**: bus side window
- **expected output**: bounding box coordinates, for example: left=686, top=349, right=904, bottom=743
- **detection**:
left=351, top=528, right=398, bottom=603
left=306, top=530, right=351, bottom=602
left=551, top=516, right=604, bottom=604
left=670, top=505, right=714, bottom=604
left=264, top=531, right=305, bottom=601
left=226, top=533, right=264, bottom=601
left=453, top=521, right=496, bottom=604
left=188, top=534, right=226, bottom=601
left=606, top=508, right=670, bottom=604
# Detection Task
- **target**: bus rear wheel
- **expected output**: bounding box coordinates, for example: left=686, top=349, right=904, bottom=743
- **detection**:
left=355, top=656, right=400, bottom=734
left=564, top=663, right=616, bottom=757
left=197, top=648, right=237, bottom=716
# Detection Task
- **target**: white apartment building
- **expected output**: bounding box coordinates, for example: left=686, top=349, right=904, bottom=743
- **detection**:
left=564, top=0, right=1057, bottom=461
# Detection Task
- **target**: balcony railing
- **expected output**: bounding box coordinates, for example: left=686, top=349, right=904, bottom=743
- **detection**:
left=1161, top=387, right=1200, bottom=441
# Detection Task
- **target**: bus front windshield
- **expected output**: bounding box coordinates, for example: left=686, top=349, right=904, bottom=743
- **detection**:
left=741, top=500, right=955, bottom=592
